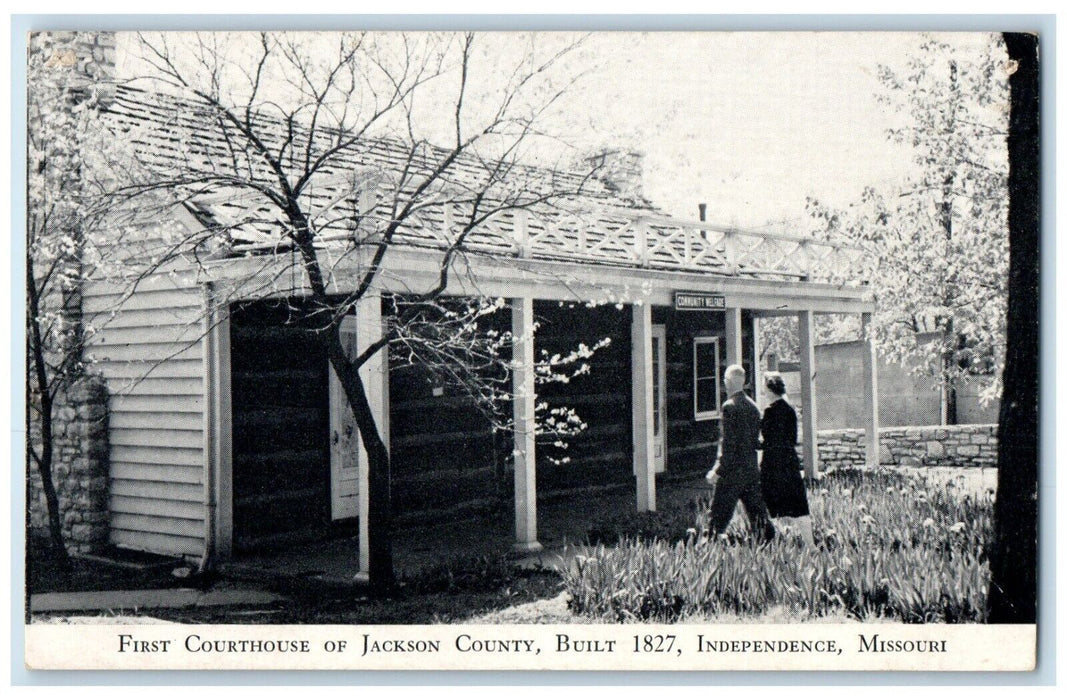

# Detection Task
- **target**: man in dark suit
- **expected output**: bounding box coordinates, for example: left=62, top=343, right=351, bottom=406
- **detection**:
left=708, top=364, right=776, bottom=542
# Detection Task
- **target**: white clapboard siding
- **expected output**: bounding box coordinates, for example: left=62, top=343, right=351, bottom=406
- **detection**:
left=83, top=285, right=201, bottom=314
left=109, top=479, right=203, bottom=502
left=110, top=495, right=203, bottom=520
left=91, top=323, right=204, bottom=346
left=84, top=275, right=208, bottom=559
left=111, top=445, right=203, bottom=467
left=87, top=342, right=202, bottom=363
left=110, top=462, right=203, bottom=485
left=110, top=394, right=204, bottom=414
left=111, top=428, right=204, bottom=450
left=111, top=529, right=203, bottom=557
left=109, top=412, right=203, bottom=431
left=87, top=306, right=203, bottom=331
left=95, top=360, right=204, bottom=380
left=106, top=377, right=203, bottom=397
left=111, top=514, right=203, bottom=538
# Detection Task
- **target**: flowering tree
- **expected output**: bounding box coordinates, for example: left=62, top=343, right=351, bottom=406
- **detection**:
left=93, top=31, right=613, bottom=591
left=804, top=34, right=1009, bottom=413
left=759, top=35, right=1009, bottom=400
left=26, top=34, right=132, bottom=559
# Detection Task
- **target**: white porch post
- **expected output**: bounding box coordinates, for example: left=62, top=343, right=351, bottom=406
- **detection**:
left=632, top=302, right=656, bottom=512
left=511, top=297, right=542, bottom=553
left=724, top=306, right=743, bottom=369
left=355, top=291, right=386, bottom=582
left=798, top=309, right=819, bottom=479
left=861, top=312, right=881, bottom=469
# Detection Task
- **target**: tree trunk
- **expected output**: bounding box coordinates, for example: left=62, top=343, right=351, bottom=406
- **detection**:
left=26, top=257, right=69, bottom=563
left=326, top=327, right=395, bottom=594
left=943, top=326, right=958, bottom=426
left=290, top=224, right=397, bottom=592
left=988, top=32, right=1039, bottom=624
left=35, top=393, right=67, bottom=561
left=941, top=62, right=959, bottom=427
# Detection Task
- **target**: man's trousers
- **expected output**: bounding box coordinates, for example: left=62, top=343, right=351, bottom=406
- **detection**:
left=709, top=476, right=776, bottom=542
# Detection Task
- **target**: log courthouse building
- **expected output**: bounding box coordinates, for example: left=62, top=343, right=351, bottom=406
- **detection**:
left=32, top=33, right=880, bottom=578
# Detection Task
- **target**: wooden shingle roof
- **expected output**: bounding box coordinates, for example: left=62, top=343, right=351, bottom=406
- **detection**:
left=104, top=85, right=864, bottom=283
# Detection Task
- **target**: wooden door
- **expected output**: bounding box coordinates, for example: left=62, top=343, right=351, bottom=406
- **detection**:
left=329, top=316, right=359, bottom=520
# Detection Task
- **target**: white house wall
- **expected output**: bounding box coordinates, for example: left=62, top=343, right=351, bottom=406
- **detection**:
left=83, top=274, right=207, bottom=558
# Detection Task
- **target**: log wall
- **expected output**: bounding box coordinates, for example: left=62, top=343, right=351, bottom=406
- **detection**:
left=228, top=300, right=331, bottom=553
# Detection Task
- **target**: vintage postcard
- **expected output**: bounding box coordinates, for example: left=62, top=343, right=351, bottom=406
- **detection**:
left=22, top=26, right=1040, bottom=673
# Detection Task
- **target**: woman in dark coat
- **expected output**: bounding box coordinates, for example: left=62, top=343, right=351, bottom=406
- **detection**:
left=759, top=372, right=813, bottom=545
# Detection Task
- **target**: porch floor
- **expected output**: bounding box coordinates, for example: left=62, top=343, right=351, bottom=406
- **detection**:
left=225, top=477, right=711, bottom=583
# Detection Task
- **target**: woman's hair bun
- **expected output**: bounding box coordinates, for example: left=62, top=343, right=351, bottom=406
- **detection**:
left=764, top=371, right=787, bottom=396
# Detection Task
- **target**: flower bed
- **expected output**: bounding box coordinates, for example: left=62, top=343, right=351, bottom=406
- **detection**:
left=564, top=468, right=993, bottom=622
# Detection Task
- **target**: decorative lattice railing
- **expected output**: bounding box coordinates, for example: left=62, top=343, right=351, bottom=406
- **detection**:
left=220, top=191, right=867, bottom=285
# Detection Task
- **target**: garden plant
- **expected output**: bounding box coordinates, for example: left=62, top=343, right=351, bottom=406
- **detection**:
left=565, top=468, right=993, bottom=623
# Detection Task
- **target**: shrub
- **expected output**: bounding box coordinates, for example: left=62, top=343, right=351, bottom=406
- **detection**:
left=564, top=468, right=992, bottom=623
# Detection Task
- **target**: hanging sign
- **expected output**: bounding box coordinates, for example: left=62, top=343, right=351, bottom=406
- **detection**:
left=674, top=291, right=726, bottom=311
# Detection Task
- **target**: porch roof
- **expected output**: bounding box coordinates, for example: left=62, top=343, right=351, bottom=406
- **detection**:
left=196, top=242, right=874, bottom=315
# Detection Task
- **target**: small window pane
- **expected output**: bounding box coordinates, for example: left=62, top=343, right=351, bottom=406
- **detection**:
left=696, top=377, right=717, bottom=414
left=695, top=342, right=716, bottom=378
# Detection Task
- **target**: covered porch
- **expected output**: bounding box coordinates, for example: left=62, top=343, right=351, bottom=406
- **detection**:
left=504, top=295, right=880, bottom=559
left=202, top=210, right=879, bottom=580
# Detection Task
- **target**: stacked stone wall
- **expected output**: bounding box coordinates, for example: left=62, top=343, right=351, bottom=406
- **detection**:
left=28, top=375, right=110, bottom=553
left=817, top=424, right=998, bottom=470
left=34, top=31, right=116, bottom=92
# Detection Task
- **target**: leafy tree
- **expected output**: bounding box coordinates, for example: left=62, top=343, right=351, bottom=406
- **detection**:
left=803, top=34, right=1009, bottom=412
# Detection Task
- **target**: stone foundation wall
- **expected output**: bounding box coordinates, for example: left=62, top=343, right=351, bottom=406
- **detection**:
left=817, top=424, right=998, bottom=470
left=28, top=374, right=110, bottom=553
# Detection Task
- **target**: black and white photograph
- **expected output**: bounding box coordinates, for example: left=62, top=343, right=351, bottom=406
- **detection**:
left=19, top=22, right=1041, bottom=673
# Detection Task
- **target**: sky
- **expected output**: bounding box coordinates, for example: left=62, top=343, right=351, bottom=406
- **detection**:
left=115, top=31, right=1006, bottom=231
left=561, top=32, right=1004, bottom=227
